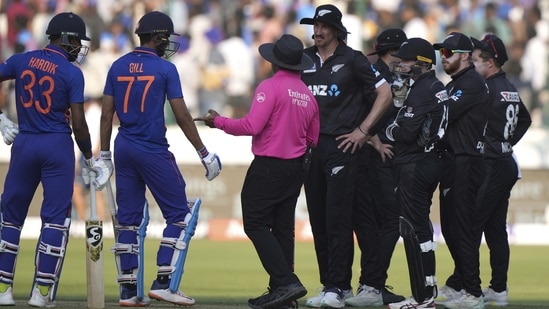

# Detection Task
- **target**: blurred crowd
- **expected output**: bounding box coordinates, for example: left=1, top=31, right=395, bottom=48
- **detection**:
left=1, top=0, right=549, bottom=126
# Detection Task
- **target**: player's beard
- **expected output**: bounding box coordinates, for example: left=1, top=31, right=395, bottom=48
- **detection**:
left=442, top=56, right=461, bottom=76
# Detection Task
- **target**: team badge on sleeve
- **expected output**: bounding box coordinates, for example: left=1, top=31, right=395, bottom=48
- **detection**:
left=435, top=90, right=449, bottom=103
left=256, top=92, right=266, bottom=103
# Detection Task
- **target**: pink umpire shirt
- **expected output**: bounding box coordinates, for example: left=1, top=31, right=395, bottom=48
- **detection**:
left=214, top=69, right=320, bottom=159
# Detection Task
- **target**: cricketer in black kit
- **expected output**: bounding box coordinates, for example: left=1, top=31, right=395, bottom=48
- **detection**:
left=299, top=4, right=392, bottom=308
left=433, top=32, right=489, bottom=309
left=470, top=33, right=531, bottom=306
left=384, top=37, right=449, bottom=309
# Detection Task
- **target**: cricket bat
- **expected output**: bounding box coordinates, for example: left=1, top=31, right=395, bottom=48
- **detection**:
left=86, top=171, right=105, bottom=309
left=106, top=181, right=118, bottom=239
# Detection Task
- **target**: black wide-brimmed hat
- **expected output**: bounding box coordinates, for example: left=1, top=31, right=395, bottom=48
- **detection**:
left=367, top=28, right=407, bottom=56
left=259, top=34, right=313, bottom=70
left=299, top=4, right=349, bottom=34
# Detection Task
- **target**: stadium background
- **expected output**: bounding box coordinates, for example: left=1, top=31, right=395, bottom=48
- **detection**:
left=0, top=0, right=548, bottom=244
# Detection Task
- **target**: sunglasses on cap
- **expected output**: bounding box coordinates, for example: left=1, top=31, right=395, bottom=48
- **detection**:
left=483, top=37, right=499, bottom=58
left=439, top=48, right=471, bottom=58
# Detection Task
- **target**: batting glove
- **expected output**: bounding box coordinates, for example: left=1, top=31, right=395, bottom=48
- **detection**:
left=93, top=151, right=114, bottom=190
left=81, top=158, right=95, bottom=185
left=197, top=147, right=221, bottom=181
left=391, top=77, right=410, bottom=108
left=0, top=113, right=19, bottom=145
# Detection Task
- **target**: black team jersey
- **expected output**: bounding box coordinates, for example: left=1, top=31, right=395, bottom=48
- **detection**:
left=388, top=71, right=449, bottom=164
left=443, top=64, right=489, bottom=156
left=483, top=70, right=531, bottom=158
left=301, top=43, right=386, bottom=136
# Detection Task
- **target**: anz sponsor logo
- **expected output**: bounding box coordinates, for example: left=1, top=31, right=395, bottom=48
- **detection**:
left=308, top=84, right=341, bottom=97
left=450, top=89, right=463, bottom=101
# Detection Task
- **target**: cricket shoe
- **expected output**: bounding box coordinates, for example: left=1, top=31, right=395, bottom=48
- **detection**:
left=248, top=281, right=307, bottom=309
left=436, top=285, right=465, bottom=305
left=345, top=284, right=383, bottom=306
left=119, top=284, right=152, bottom=307
left=305, top=287, right=352, bottom=308
left=388, top=296, right=435, bottom=309
left=483, top=287, right=508, bottom=306
left=28, top=287, right=55, bottom=308
left=148, top=280, right=195, bottom=306
left=382, top=286, right=406, bottom=304
left=0, top=286, right=15, bottom=305
left=320, top=287, right=353, bottom=308
left=444, top=293, right=485, bottom=309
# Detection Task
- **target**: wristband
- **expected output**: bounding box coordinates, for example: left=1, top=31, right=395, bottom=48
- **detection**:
left=358, top=126, right=369, bottom=136
left=100, top=150, right=111, bottom=160
left=197, top=146, right=209, bottom=158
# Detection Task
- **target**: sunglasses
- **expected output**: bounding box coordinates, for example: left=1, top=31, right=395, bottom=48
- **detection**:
left=439, top=48, right=471, bottom=58
left=483, top=37, right=499, bottom=59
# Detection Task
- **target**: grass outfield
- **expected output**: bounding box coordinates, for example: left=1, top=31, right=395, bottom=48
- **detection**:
left=8, top=238, right=549, bottom=308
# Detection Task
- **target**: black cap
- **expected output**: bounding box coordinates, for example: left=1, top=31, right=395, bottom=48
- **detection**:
left=259, top=34, right=313, bottom=70
left=471, top=33, right=508, bottom=65
left=135, top=11, right=180, bottom=36
left=46, top=12, right=90, bottom=41
left=392, top=37, right=436, bottom=65
left=433, top=31, right=473, bottom=51
left=367, top=28, right=407, bottom=56
left=300, top=4, right=349, bottom=34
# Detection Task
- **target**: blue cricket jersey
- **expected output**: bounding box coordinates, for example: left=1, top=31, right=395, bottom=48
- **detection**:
left=103, top=46, right=184, bottom=152
left=0, top=44, right=86, bottom=134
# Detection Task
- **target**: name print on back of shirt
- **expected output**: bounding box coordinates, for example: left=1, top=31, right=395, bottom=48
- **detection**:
left=129, top=62, right=144, bottom=73
left=27, top=57, right=58, bottom=74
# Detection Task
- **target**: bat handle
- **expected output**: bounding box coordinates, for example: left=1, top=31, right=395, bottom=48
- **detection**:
left=89, top=170, right=98, bottom=221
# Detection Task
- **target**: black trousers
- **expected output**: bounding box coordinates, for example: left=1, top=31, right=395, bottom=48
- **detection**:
left=439, top=152, right=485, bottom=297
left=352, top=145, right=400, bottom=290
left=241, top=155, right=304, bottom=288
left=475, top=156, right=518, bottom=292
left=395, top=153, right=442, bottom=298
left=304, top=134, right=356, bottom=290
left=366, top=145, right=401, bottom=288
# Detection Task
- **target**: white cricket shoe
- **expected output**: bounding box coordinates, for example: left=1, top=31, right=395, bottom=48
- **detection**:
left=28, top=287, right=55, bottom=308
left=148, top=288, right=195, bottom=306
left=436, top=285, right=465, bottom=305
left=388, top=296, right=435, bottom=309
left=0, top=286, right=15, bottom=305
left=119, top=296, right=152, bottom=307
left=345, top=284, right=383, bottom=306
left=483, top=287, right=508, bottom=306
left=444, top=293, right=485, bottom=309
left=320, top=288, right=353, bottom=308
left=305, top=287, right=352, bottom=308
left=305, top=288, right=325, bottom=308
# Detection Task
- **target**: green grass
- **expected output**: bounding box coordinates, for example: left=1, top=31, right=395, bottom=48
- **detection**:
left=8, top=238, right=549, bottom=308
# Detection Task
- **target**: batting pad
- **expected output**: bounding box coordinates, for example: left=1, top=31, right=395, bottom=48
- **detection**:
left=169, top=198, right=201, bottom=292
left=399, top=216, right=427, bottom=303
